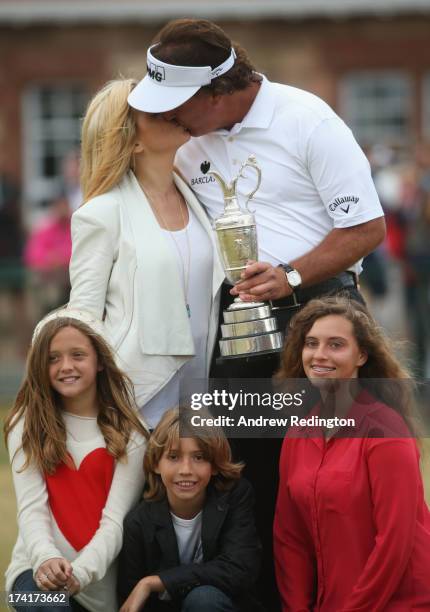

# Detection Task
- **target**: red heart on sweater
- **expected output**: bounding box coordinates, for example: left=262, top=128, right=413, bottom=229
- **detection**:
left=45, top=448, right=114, bottom=551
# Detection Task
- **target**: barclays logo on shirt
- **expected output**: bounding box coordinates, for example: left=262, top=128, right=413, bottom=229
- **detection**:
left=191, top=175, right=216, bottom=186
left=329, top=195, right=359, bottom=214
left=190, top=160, right=216, bottom=186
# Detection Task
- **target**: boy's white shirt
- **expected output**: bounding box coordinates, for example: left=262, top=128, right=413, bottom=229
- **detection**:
left=171, top=510, right=204, bottom=565
left=159, top=511, right=204, bottom=602
left=6, top=414, right=147, bottom=612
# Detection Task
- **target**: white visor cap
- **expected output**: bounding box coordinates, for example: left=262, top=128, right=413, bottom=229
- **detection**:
left=128, top=45, right=236, bottom=113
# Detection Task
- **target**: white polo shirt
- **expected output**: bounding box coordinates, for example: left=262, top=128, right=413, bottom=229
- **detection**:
left=175, top=77, right=384, bottom=274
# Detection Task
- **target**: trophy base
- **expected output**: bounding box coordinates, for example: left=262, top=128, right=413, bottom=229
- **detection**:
left=216, top=346, right=283, bottom=363
left=219, top=330, right=284, bottom=358
left=221, top=316, right=278, bottom=337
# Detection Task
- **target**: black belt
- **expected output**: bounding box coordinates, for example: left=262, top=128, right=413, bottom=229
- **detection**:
left=270, top=271, right=358, bottom=310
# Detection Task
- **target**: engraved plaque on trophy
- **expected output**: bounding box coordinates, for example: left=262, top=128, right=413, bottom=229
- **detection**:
left=209, top=155, right=284, bottom=358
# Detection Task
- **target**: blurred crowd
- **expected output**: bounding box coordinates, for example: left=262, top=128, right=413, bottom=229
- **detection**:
left=361, top=142, right=430, bottom=378
left=0, top=143, right=429, bottom=376
left=0, top=150, right=79, bottom=358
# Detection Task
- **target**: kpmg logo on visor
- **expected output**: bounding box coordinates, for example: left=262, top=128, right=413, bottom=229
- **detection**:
left=147, top=62, right=165, bottom=83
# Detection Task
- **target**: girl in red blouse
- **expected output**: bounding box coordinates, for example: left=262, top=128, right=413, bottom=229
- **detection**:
left=273, top=296, right=430, bottom=611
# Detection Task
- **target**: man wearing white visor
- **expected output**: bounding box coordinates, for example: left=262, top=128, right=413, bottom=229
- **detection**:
left=128, top=18, right=385, bottom=368
left=128, top=18, right=385, bottom=612
left=129, top=43, right=237, bottom=114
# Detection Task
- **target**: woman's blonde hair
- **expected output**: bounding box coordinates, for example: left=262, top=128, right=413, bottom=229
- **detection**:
left=80, top=78, right=138, bottom=202
left=4, top=317, right=149, bottom=474
left=144, top=407, right=243, bottom=501
left=277, top=296, right=420, bottom=436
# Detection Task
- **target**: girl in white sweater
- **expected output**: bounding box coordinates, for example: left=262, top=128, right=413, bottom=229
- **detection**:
left=4, top=309, right=148, bottom=612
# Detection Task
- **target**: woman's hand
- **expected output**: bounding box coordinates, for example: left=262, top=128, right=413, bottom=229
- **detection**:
left=120, top=576, right=165, bottom=612
left=65, top=574, right=81, bottom=596
left=35, top=557, right=72, bottom=590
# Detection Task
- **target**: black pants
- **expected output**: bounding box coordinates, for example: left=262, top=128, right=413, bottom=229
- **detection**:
left=210, top=281, right=364, bottom=612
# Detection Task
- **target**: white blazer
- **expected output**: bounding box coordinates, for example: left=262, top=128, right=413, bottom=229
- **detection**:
left=69, top=171, right=224, bottom=407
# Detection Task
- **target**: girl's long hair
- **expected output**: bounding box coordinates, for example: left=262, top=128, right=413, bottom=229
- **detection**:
left=80, top=78, right=138, bottom=203
left=144, top=407, right=243, bottom=501
left=4, top=317, right=148, bottom=474
left=276, top=296, right=420, bottom=436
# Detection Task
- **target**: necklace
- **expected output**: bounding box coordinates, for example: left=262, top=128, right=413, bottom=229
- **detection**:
left=141, top=184, right=192, bottom=318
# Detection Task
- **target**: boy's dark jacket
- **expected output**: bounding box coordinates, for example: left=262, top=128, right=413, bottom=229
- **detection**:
left=117, top=478, right=264, bottom=611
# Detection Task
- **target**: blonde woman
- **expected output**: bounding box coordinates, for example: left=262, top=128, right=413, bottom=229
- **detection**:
left=69, top=79, right=224, bottom=429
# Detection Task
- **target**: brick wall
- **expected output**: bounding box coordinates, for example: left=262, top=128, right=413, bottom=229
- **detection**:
left=0, top=15, right=429, bottom=183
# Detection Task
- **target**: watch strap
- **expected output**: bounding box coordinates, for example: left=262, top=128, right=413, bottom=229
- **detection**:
left=280, top=263, right=295, bottom=275
left=278, top=263, right=302, bottom=292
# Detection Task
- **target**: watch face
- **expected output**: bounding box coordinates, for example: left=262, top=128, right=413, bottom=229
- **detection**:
left=287, top=270, right=302, bottom=287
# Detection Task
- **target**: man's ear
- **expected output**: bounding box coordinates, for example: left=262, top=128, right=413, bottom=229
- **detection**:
left=210, top=94, right=223, bottom=108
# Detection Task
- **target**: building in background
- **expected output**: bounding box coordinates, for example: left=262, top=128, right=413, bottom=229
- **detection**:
left=0, top=0, right=429, bottom=225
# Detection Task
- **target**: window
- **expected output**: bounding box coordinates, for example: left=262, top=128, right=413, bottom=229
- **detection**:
left=339, top=72, right=411, bottom=146
left=22, top=85, right=88, bottom=224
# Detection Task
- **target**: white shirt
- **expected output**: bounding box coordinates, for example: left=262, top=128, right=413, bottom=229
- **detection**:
left=176, top=77, right=384, bottom=274
left=6, top=414, right=146, bottom=612
left=142, top=205, right=213, bottom=429
left=171, top=510, right=204, bottom=565
left=158, top=510, right=204, bottom=602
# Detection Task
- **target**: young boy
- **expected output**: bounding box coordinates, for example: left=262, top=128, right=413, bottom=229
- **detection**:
left=117, top=407, right=264, bottom=612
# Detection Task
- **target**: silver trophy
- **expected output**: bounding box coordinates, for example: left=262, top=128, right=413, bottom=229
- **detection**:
left=209, top=155, right=284, bottom=358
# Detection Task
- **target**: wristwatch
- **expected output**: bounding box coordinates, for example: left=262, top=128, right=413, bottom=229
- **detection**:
left=279, top=264, right=302, bottom=291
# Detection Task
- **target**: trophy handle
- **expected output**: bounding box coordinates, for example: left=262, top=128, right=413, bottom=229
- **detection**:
left=207, top=171, right=238, bottom=201
left=238, top=155, right=261, bottom=212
